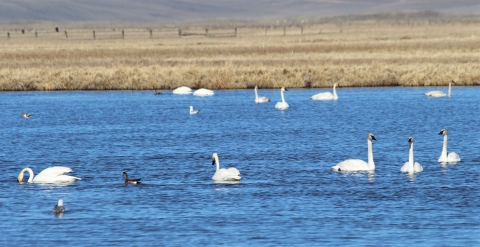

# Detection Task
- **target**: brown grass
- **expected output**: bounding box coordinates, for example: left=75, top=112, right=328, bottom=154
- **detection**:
left=1, top=19, right=479, bottom=91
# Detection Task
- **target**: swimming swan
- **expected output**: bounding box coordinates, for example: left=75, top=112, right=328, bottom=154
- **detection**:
left=53, top=199, right=65, bottom=214
left=331, top=133, right=376, bottom=172
left=17, top=166, right=81, bottom=183
left=400, top=136, right=423, bottom=173
left=190, top=106, right=200, bottom=114
left=172, top=86, right=192, bottom=95
left=425, top=80, right=456, bottom=97
left=311, top=83, right=339, bottom=100
left=438, top=128, right=461, bottom=163
left=211, top=153, right=241, bottom=181
left=254, top=85, right=270, bottom=103
left=193, top=88, right=215, bottom=96
left=275, top=87, right=289, bottom=110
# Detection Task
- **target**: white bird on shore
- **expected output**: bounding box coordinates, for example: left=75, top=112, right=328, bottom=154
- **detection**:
left=425, top=80, right=456, bottom=97
left=254, top=85, right=270, bottom=103
left=331, top=133, right=376, bottom=172
left=400, top=136, right=423, bottom=173
left=275, top=87, right=289, bottom=110
left=190, top=106, right=200, bottom=114
left=311, top=83, right=339, bottom=100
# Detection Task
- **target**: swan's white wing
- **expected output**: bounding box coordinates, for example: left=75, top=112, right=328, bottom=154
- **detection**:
left=34, top=166, right=81, bottom=183
left=172, top=86, right=192, bottom=94
left=311, top=92, right=334, bottom=100
left=275, top=102, right=289, bottom=110
left=255, top=96, right=270, bottom=103
left=332, top=159, right=369, bottom=172
left=400, top=162, right=410, bottom=172
left=227, top=167, right=240, bottom=176
left=213, top=168, right=241, bottom=181
left=425, top=90, right=446, bottom=97
left=447, top=152, right=461, bottom=162
left=414, top=162, right=423, bottom=172
left=193, top=88, right=214, bottom=96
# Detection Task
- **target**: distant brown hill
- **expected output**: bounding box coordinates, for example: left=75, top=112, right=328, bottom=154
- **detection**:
left=0, top=0, right=479, bottom=23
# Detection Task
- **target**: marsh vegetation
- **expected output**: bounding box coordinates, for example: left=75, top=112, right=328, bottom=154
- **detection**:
left=1, top=13, right=479, bottom=91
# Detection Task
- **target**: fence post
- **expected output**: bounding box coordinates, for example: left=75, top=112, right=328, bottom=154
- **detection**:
left=235, top=27, right=238, bottom=37
left=65, top=31, right=68, bottom=38
left=178, top=29, right=182, bottom=37
left=122, top=30, right=124, bottom=39
left=283, top=26, right=286, bottom=36
left=205, top=28, right=208, bottom=37
left=93, top=30, right=96, bottom=39
left=149, top=29, right=152, bottom=38
left=35, top=31, right=38, bottom=38
left=7, top=32, right=10, bottom=39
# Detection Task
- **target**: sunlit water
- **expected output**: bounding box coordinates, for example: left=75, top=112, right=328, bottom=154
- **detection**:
left=1, top=87, right=479, bottom=246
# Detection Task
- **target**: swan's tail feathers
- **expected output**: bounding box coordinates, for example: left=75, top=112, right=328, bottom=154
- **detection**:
left=227, top=167, right=240, bottom=176
left=226, top=175, right=241, bottom=181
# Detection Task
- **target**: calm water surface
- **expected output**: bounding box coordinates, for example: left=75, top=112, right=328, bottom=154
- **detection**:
left=1, top=87, right=479, bottom=246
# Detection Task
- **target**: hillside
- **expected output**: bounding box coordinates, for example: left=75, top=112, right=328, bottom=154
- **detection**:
left=0, top=0, right=479, bottom=23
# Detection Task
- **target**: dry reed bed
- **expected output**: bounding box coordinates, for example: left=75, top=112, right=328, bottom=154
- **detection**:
left=0, top=23, right=479, bottom=91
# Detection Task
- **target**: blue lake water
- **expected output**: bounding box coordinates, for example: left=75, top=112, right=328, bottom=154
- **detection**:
left=1, top=87, right=479, bottom=246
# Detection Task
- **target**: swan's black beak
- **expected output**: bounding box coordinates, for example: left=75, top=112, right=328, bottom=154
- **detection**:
left=408, top=137, right=413, bottom=143
left=285, top=88, right=288, bottom=91
left=451, top=80, right=456, bottom=85
left=212, top=160, right=215, bottom=166
left=438, top=130, right=444, bottom=135
left=371, top=136, right=377, bottom=141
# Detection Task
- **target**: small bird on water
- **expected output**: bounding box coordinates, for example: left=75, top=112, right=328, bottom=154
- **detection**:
left=190, top=106, right=200, bottom=114
left=22, top=112, right=32, bottom=119
left=53, top=199, right=65, bottom=214
left=123, top=171, right=141, bottom=184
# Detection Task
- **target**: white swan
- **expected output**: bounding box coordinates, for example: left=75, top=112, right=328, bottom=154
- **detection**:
left=190, top=106, right=200, bottom=114
left=438, top=128, right=461, bottom=163
left=17, top=166, right=81, bottom=183
left=400, top=136, right=423, bottom=173
left=172, top=86, right=192, bottom=95
left=331, top=133, right=376, bottom=172
left=211, top=153, right=241, bottom=181
left=22, top=112, right=32, bottom=119
left=311, top=83, right=339, bottom=100
left=275, top=87, right=289, bottom=110
left=425, top=80, right=456, bottom=97
left=254, top=85, right=270, bottom=103
left=193, top=88, right=214, bottom=96
left=53, top=199, right=65, bottom=214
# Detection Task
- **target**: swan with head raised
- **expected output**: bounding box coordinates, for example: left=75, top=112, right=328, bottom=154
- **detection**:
left=311, top=83, right=339, bottom=100
left=438, top=128, right=461, bottom=163
left=211, top=153, right=241, bottom=181
left=400, top=136, right=423, bottom=173
left=275, top=87, right=289, bottom=110
left=425, top=80, right=456, bottom=97
left=331, top=133, right=376, bottom=172
left=254, top=85, right=270, bottom=103
left=190, top=106, right=200, bottom=114
left=17, top=166, right=81, bottom=183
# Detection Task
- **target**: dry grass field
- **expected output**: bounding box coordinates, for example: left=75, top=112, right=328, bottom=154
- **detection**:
left=1, top=17, right=479, bottom=91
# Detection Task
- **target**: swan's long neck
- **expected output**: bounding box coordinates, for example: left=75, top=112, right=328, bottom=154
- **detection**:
left=367, top=139, right=375, bottom=170
left=18, top=168, right=34, bottom=183
left=448, top=81, right=452, bottom=97
left=441, top=134, right=448, bottom=160
left=333, top=84, right=338, bottom=100
left=215, top=156, right=220, bottom=171
left=408, top=142, right=414, bottom=172
left=280, top=90, right=285, bottom=103
left=254, top=87, right=259, bottom=100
